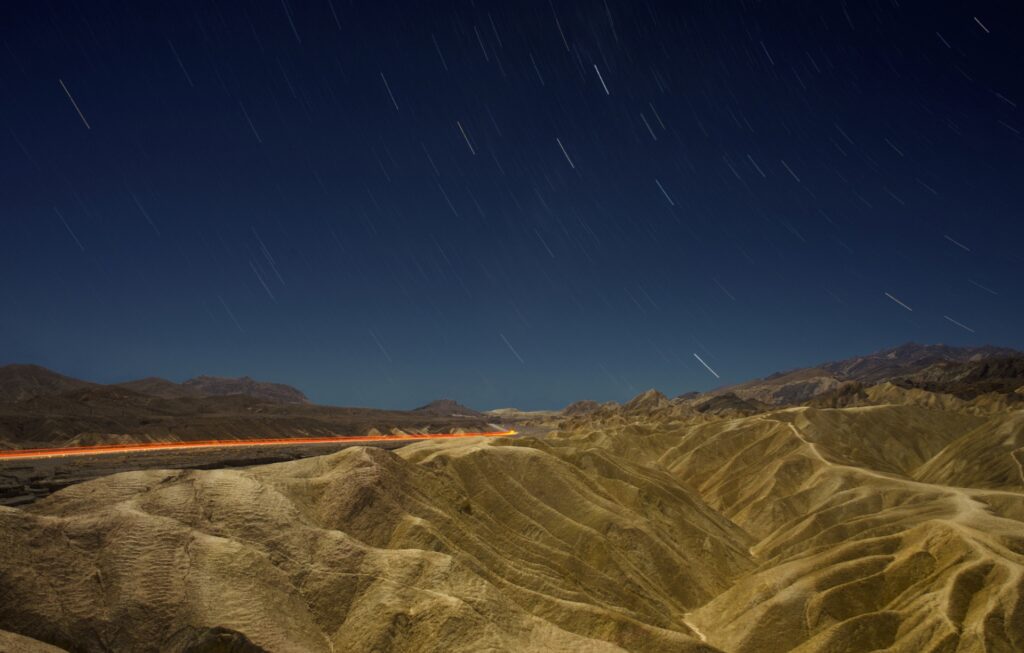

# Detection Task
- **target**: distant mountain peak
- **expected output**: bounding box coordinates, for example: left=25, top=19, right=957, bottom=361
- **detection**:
left=694, top=392, right=767, bottom=416
left=624, top=389, right=670, bottom=411
left=705, top=342, right=1023, bottom=407
left=413, top=399, right=482, bottom=417
left=564, top=399, right=601, bottom=415
left=117, top=374, right=308, bottom=404
left=0, top=364, right=96, bottom=403
left=821, top=343, right=1022, bottom=383
left=180, top=375, right=308, bottom=404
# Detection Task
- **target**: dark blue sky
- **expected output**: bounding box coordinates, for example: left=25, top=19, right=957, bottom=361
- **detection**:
left=2, top=1, right=1022, bottom=409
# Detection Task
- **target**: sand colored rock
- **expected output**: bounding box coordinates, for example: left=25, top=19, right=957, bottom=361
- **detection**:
left=1, top=376, right=1022, bottom=652
left=0, top=436, right=745, bottom=652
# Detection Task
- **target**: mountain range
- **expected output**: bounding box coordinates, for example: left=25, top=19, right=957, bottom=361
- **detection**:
left=117, top=374, right=309, bottom=404
left=0, top=342, right=1021, bottom=651
left=2, top=343, right=1021, bottom=450
left=0, top=365, right=492, bottom=449
left=563, top=342, right=1024, bottom=419
left=697, top=342, right=1022, bottom=405
left=0, top=364, right=310, bottom=405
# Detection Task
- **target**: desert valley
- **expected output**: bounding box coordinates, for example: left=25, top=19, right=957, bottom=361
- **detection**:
left=7, top=2, right=1022, bottom=650
left=0, top=343, right=1021, bottom=652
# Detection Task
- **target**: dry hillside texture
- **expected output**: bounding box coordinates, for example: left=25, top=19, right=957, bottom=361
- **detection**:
left=1, top=396, right=1022, bottom=652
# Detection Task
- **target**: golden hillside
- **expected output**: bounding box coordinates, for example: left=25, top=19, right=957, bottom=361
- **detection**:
left=1, top=384, right=1022, bottom=651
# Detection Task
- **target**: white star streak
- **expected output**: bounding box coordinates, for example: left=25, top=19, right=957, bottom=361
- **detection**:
left=693, top=353, right=720, bottom=379
left=943, top=315, right=975, bottom=333
left=884, top=292, right=913, bottom=311
left=594, top=64, right=610, bottom=95
left=59, top=79, right=91, bottom=129
left=556, top=138, right=575, bottom=168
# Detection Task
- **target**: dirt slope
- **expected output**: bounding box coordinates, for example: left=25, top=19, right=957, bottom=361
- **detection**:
left=1, top=352, right=1022, bottom=652
left=0, top=436, right=748, bottom=652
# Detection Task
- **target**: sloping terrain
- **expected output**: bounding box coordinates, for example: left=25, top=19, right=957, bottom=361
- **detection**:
left=0, top=387, right=494, bottom=449
left=0, top=629, right=66, bottom=652
left=179, top=375, right=310, bottom=404
left=893, top=357, right=1024, bottom=400
left=0, top=436, right=748, bottom=652
left=412, top=399, right=483, bottom=417
left=0, top=345, right=1021, bottom=652
left=701, top=343, right=1021, bottom=406
left=1, top=365, right=310, bottom=406
left=1, top=393, right=1021, bottom=652
left=0, top=365, right=493, bottom=449
left=0, top=365, right=97, bottom=403
left=559, top=399, right=1024, bottom=652
left=115, top=375, right=309, bottom=404
left=914, top=411, right=1024, bottom=490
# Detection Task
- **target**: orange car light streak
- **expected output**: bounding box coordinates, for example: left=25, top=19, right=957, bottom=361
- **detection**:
left=0, top=429, right=517, bottom=460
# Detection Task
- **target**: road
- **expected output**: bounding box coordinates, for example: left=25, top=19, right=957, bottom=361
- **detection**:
left=0, top=429, right=517, bottom=461
left=0, top=428, right=520, bottom=506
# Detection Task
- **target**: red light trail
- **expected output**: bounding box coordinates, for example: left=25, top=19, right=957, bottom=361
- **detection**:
left=0, top=429, right=517, bottom=460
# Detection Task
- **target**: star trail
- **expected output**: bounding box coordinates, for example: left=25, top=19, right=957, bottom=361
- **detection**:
left=1, top=1, right=1022, bottom=409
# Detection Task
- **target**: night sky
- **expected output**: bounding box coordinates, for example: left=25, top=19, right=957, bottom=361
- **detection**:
left=2, top=1, right=1022, bottom=410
